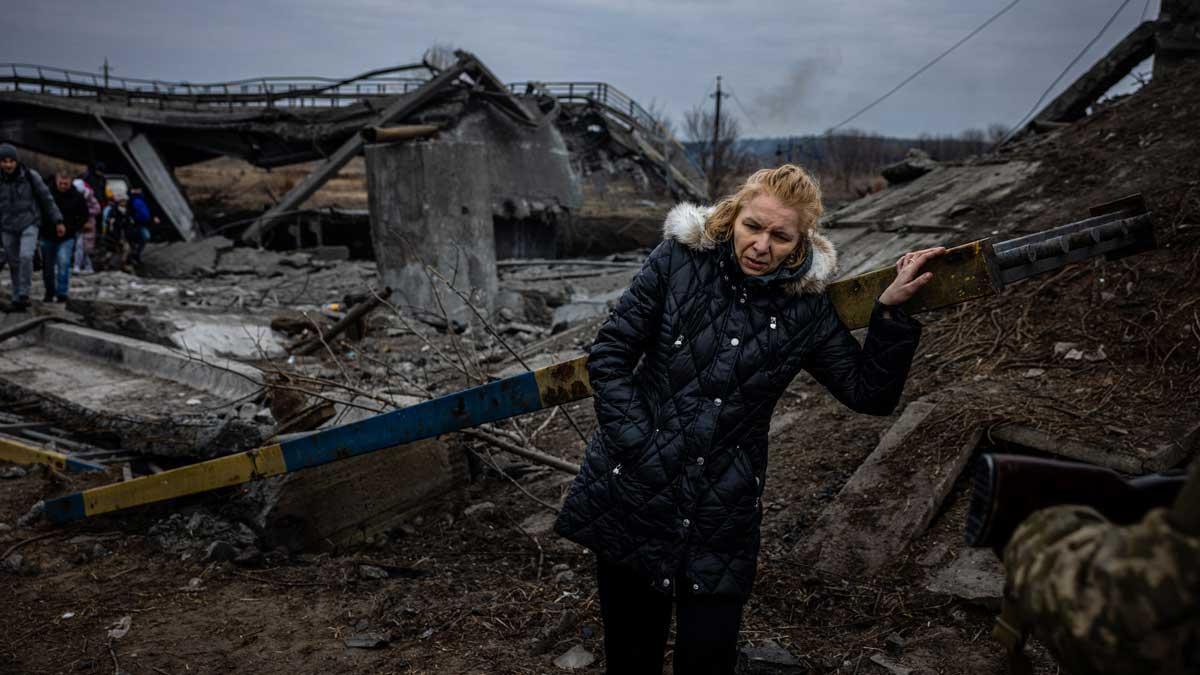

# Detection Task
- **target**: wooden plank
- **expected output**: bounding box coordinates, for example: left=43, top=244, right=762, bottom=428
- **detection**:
left=266, top=437, right=465, bottom=549
left=796, top=400, right=979, bottom=578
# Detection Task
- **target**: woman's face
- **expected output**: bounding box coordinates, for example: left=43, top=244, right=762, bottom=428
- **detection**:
left=732, top=192, right=803, bottom=276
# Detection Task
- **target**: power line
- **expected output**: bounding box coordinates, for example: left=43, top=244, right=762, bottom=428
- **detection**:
left=726, top=87, right=760, bottom=131
left=1002, top=0, right=1136, bottom=141
left=828, top=0, right=1023, bottom=132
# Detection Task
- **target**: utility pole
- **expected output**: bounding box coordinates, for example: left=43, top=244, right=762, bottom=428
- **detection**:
left=710, top=75, right=729, bottom=196
left=102, top=58, right=110, bottom=90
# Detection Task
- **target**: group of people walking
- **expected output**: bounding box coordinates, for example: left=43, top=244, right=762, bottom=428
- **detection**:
left=0, top=143, right=155, bottom=311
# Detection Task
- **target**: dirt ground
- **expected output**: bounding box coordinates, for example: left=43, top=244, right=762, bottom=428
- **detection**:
left=2, top=64, right=1199, bottom=675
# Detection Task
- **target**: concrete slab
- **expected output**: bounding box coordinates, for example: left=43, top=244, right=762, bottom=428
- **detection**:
left=39, top=322, right=262, bottom=401
left=796, top=399, right=981, bottom=578
left=924, top=548, right=1005, bottom=607
left=826, top=161, right=1040, bottom=231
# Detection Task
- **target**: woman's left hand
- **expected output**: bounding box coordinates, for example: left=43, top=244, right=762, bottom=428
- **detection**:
left=878, top=246, right=947, bottom=307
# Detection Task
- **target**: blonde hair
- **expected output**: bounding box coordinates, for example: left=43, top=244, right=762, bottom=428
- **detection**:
left=703, top=164, right=824, bottom=268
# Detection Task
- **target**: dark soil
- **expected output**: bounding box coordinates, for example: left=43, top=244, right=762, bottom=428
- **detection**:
left=2, top=63, right=1199, bottom=675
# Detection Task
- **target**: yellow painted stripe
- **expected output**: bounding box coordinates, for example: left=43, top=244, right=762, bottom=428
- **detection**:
left=0, top=436, right=68, bottom=472
left=532, top=356, right=592, bottom=407
left=82, top=443, right=287, bottom=517
left=828, top=239, right=1000, bottom=330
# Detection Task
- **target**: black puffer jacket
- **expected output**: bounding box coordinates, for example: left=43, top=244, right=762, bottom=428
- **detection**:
left=554, top=203, right=922, bottom=599
left=0, top=165, right=62, bottom=235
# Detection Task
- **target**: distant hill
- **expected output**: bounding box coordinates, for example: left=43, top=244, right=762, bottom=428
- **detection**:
left=684, top=133, right=994, bottom=171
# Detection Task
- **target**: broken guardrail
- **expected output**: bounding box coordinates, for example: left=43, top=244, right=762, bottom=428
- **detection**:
left=0, top=436, right=106, bottom=473
left=43, top=196, right=1155, bottom=524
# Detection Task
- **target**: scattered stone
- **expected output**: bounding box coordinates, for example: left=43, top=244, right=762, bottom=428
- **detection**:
left=553, top=644, right=595, bottom=670
left=869, top=653, right=921, bottom=675
left=0, top=466, right=27, bottom=479
left=277, top=252, right=314, bottom=269
left=186, top=398, right=203, bottom=406
left=924, top=548, right=1005, bottom=608
left=141, top=236, right=233, bottom=278
left=1084, top=345, right=1108, bottom=362
left=270, top=312, right=312, bottom=336
left=148, top=511, right=257, bottom=559
left=520, top=512, right=556, bottom=537
left=358, top=564, right=390, bottom=580
left=1064, top=348, right=1084, bottom=361
left=947, top=203, right=974, bottom=218
left=2, top=553, right=24, bottom=574
left=550, top=289, right=622, bottom=333
left=233, top=547, right=264, bottom=568
left=1022, top=368, right=1045, bottom=378
left=107, top=615, right=133, bottom=640
left=881, top=149, right=939, bottom=185
left=17, top=501, right=45, bottom=528
left=1053, top=341, right=1079, bottom=357
left=462, top=501, right=496, bottom=518
left=739, top=640, right=804, bottom=674
left=204, top=540, right=238, bottom=562
left=498, top=307, right=516, bottom=322
left=0, top=523, right=11, bottom=533
left=885, top=632, right=906, bottom=656
left=555, top=570, right=577, bottom=584
left=344, top=632, right=390, bottom=649
left=91, top=544, right=112, bottom=560
left=298, top=245, right=351, bottom=261
left=216, top=246, right=288, bottom=275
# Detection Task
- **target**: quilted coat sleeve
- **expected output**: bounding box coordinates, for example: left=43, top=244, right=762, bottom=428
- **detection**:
left=28, top=170, right=63, bottom=225
left=587, top=240, right=673, bottom=457
left=805, top=298, right=921, bottom=416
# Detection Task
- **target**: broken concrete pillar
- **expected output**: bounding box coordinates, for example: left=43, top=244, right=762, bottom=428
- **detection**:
left=366, top=140, right=497, bottom=320
left=1156, top=0, right=1200, bottom=80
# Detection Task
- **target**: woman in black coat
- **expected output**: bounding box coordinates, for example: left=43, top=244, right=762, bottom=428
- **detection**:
left=554, top=165, right=944, bottom=674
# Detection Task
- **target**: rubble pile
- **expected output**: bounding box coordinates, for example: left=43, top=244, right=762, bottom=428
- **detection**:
left=0, top=59, right=1198, bottom=675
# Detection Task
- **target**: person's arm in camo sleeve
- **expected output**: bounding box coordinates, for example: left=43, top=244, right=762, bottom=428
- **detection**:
left=1002, top=504, right=1200, bottom=675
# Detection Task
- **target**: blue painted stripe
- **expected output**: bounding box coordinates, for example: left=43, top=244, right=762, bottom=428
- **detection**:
left=65, top=457, right=106, bottom=473
left=279, top=371, right=544, bottom=472
left=45, top=493, right=86, bottom=524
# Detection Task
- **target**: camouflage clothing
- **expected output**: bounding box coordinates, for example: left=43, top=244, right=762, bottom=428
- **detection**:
left=1003, top=502, right=1200, bottom=674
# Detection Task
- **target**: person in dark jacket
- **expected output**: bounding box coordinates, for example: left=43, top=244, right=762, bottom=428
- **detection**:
left=43, top=172, right=88, bottom=302
left=0, top=143, right=64, bottom=311
left=79, top=162, right=108, bottom=206
left=101, top=196, right=138, bottom=272
left=554, top=165, right=944, bottom=675
left=127, top=188, right=157, bottom=265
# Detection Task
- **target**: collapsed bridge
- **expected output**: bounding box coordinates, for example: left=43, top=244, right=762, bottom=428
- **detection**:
left=0, top=52, right=705, bottom=244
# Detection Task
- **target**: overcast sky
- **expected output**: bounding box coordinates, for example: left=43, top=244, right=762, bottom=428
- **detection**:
left=3, top=0, right=1159, bottom=138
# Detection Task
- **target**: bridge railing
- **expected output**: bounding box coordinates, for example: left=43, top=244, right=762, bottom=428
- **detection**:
left=0, top=63, right=431, bottom=109
left=509, top=80, right=703, bottom=186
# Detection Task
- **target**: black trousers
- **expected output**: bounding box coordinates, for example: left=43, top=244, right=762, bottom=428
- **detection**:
left=596, top=558, right=744, bottom=675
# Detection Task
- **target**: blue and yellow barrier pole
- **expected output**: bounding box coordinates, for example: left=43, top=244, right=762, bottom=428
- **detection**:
left=44, top=358, right=591, bottom=524
left=42, top=200, right=1155, bottom=524
left=0, top=436, right=106, bottom=473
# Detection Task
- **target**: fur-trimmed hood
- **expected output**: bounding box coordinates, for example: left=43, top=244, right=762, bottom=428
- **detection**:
left=662, top=202, right=838, bottom=295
